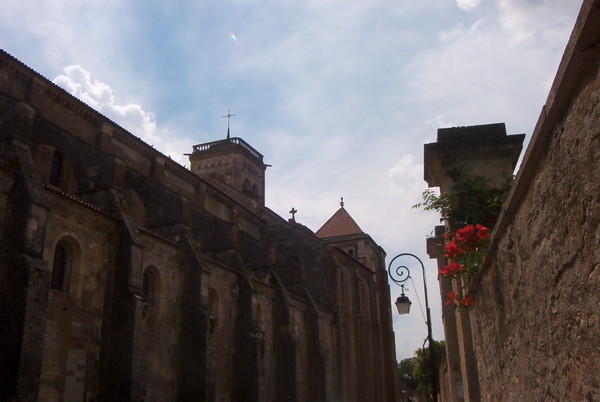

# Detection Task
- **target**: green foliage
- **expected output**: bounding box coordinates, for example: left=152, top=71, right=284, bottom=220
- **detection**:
left=412, top=340, right=445, bottom=400
left=414, top=167, right=513, bottom=307
left=412, top=188, right=453, bottom=221
left=413, top=166, right=512, bottom=229
left=459, top=243, right=488, bottom=279
left=397, top=357, right=418, bottom=391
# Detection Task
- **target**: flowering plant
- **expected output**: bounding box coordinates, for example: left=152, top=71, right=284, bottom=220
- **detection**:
left=441, top=224, right=490, bottom=271
left=445, top=291, right=473, bottom=308
left=439, top=224, right=491, bottom=306
left=414, top=167, right=512, bottom=308
left=413, top=167, right=510, bottom=229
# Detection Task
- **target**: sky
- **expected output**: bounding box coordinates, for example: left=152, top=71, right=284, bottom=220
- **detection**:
left=1, top=0, right=583, bottom=360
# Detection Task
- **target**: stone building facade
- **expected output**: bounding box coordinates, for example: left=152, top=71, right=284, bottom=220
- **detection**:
left=0, top=49, right=399, bottom=401
left=425, top=1, right=600, bottom=400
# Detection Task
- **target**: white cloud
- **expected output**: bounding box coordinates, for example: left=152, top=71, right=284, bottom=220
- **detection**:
left=455, top=0, right=482, bottom=11
left=427, top=114, right=458, bottom=131
left=404, top=0, right=581, bottom=137
left=498, top=0, right=580, bottom=45
left=54, top=65, right=157, bottom=139
left=387, top=154, right=423, bottom=195
left=53, top=65, right=189, bottom=165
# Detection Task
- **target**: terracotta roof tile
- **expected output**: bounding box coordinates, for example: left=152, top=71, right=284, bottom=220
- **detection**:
left=315, top=207, right=364, bottom=238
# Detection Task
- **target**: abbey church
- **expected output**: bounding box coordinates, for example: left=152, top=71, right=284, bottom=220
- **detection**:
left=0, top=50, right=399, bottom=401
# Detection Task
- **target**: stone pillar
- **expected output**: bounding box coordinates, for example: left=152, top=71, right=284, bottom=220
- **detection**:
left=453, top=291, right=479, bottom=401
left=424, top=123, right=525, bottom=402
left=233, top=274, right=261, bottom=402
left=97, top=191, right=147, bottom=401
left=332, top=305, right=347, bottom=402
left=376, top=267, right=399, bottom=402
left=0, top=103, right=51, bottom=402
left=428, top=226, right=463, bottom=401
left=177, top=235, right=211, bottom=400
left=272, top=274, right=299, bottom=401
left=303, top=287, right=327, bottom=401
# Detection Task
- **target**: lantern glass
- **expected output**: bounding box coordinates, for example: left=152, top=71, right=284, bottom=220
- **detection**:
left=395, top=295, right=412, bottom=315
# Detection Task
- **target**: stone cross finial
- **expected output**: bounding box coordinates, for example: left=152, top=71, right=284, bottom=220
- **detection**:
left=340, top=197, right=344, bottom=208
left=289, top=207, right=297, bottom=220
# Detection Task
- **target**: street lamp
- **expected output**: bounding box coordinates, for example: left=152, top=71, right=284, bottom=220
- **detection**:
left=388, top=253, right=438, bottom=402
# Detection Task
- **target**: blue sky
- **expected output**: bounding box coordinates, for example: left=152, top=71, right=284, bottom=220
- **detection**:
left=1, top=0, right=583, bottom=360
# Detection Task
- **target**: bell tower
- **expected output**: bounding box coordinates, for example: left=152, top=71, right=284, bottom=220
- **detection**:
left=188, top=136, right=267, bottom=205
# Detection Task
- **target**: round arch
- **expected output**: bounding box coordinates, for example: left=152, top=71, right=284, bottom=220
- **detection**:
left=49, top=234, right=82, bottom=295
left=142, top=265, right=161, bottom=313
left=208, top=287, right=220, bottom=333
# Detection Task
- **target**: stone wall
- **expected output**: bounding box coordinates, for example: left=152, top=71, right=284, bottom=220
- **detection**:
left=423, top=3, right=600, bottom=400
left=468, top=2, right=600, bottom=400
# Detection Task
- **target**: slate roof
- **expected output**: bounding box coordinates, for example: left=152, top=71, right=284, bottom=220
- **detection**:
left=315, top=207, right=364, bottom=239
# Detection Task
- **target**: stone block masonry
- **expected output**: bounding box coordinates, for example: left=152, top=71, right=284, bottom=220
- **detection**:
left=469, top=2, right=600, bottom=399
left=424, top=1, right=600, bottom=400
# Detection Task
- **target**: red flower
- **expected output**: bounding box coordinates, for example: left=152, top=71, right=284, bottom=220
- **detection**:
left=450, top=224, right=490, bottom=250
left=461, top=296, right=473, bottom=306
left=448, top=262, right=464, bottom=274
left=455, top=224, right=476, bottom=243
left=444, top=241, right=462, bottom=258
left=440, top=262, right=465, bottom=277
left=475, top=224, right=490, bottom=240
left=445, top=291, right=457, bottom=305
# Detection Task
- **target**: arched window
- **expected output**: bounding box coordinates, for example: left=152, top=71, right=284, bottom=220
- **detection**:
left=142, top=269, right=156, bottom=307
left=243, top=179, right=251, bottom=194
left=255, top=302, right=264, bottom=327
left=208, top=287, right=219, bottom=333
left=209, top=287, right=219, bottom=317
left=50, top=151, right=62, bottom=187
left=51, top=243, right=70, bottom=291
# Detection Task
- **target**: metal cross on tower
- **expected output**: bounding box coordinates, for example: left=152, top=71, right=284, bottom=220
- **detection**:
left=223, top=107, right=236, bottom=139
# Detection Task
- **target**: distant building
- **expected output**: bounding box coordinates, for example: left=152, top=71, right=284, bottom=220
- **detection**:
left=0, top=50, right=399, bottom=401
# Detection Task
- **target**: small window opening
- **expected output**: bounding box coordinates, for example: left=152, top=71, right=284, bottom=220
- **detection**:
left=142, top=269, right=156, bottom=307
left=51, top=243, right=70, bottom=291
left=50, top=152, right=62, bottom=187
left=243, top=179, right=251, bottom=193
left=208, top=287, right=219, bottom=333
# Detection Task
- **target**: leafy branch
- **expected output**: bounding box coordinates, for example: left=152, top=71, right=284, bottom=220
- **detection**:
left=413, top=166, right=512, bottom=229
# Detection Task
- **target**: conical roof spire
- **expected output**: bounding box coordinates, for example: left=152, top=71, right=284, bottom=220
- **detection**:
left=316, top=199, right=364, bottom=239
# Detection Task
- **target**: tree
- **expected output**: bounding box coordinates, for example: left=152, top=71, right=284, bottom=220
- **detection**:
left=397, top=357, right=418, bottom=391
left=412, top=340, right=445, bottom=401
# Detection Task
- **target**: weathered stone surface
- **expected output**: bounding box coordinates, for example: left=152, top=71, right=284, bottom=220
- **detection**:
left=424, top=2, right=600, bottom=400
left=424, top=3, right=600, bottom=401
left=470, top=29, right=600, bottom=400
